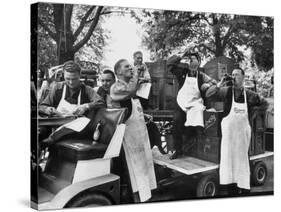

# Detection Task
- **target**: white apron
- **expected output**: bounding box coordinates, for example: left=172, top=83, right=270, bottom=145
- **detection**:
left=56, top=84, right=81, bottom=116
left=219, top=88, right=251, bottom=189
left=123, top=99, right=157, bottom=202
left=176, top=73, right=205, bottom=127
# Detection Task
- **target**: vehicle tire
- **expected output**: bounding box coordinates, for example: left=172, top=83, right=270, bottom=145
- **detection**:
left=65, top=192, right=113, bottom=208
left=251, top=161, right=267, bottom=186
left=196, top=174, right=218, bottom=197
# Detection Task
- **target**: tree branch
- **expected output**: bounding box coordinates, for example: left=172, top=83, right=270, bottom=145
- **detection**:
left=100, top=10, right=128, bottom=15
left=201, top=16, right=214, bottom=26
left=73, top=6, right=96, bottom=39
left=73, top=6, right=104, bottom=52
left=222, top=25, right=234, bottom=49
left=167, top=14, right=201, bottom=29
left=38, top=17, right=57, bottom=40
left=85, top=10, right=128, bottom=24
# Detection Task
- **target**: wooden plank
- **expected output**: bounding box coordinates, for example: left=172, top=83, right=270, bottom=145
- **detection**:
left=152, top=148, right=218, bottom=175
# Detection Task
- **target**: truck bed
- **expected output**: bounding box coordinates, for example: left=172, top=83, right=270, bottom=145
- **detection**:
left=152, top=148, right=273, bottom=176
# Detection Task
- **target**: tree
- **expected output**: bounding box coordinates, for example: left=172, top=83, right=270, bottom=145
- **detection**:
left=134, top=10, right=273, bottom=66
left=38, top=3, right=110, bottom=64
left=248, top=17, right=273, bottom=71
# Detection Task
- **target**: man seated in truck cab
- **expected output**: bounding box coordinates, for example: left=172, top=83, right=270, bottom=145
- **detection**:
left=206, top=67, right=268, bottom=194
left=39, top=60, right=105, bottom=117
left=39, top=61, right=105, bottom=146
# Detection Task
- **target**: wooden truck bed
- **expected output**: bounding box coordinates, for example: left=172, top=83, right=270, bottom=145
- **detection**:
left=152, top=148, right=273, bottom=176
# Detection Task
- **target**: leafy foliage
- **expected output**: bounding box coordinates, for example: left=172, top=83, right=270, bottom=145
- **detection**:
left=133, top=9, right=273, bottom=68
left=37, top=3, right=111, bottom=66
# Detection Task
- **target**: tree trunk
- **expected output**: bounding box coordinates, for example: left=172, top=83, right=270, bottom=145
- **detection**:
left=211, top=15, right=224, bottom=58
left=215, top=45, right=224, bottom=57
left=58, top=45, right=75, bottom=64
left=54, top=4, right=75, bottom=64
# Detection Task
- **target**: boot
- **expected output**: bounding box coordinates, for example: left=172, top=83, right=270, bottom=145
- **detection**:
left=157, top=145, right=167, bottom=155
left=169, top=150, right=182, bottom=160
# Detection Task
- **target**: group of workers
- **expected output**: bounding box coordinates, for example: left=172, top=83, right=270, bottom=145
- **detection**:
left=37, top=49, right=268, bottom=199
left=167, top=51, right=267, bottom=194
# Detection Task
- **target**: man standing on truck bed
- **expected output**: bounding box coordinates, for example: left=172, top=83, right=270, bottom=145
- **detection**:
left=110, top=59, right=157, bottom=202
left=206, top=67, right=268, bottom=193
left=167, top=51, right=217, bottom=159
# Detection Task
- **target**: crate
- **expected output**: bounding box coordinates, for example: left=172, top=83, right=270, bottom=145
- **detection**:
left=146, top=60, right=167, bottom=78
left=196, top=136, right=221, bottom=163
left=265, top=111, right=274, bottom=129
left=254, top=131, right=265, bottom=155
left=203, top=56, right=235, bottom=81
left=264, top=130, right=273, bottom=151
left=265, top=97, right=274, bottom=129
left=203, top=110, right=224, bottom=137
left=248, top=108, right=266, bottom=156
left=149, top=76, right=178, bottom=110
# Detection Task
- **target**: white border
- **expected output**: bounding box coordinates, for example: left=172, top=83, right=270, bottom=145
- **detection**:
left=0, top=0, right=279, bottom=212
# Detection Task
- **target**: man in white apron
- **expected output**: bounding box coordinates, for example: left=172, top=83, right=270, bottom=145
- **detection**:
left=39, top=61, right=105, bottom=145
left=167, top=53, right=217, bottom=159
left=110, top=59, right=157, bottom=202
left=206, top=68, right=268, bottom=193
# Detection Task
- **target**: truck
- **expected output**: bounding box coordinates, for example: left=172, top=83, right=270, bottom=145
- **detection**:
left=31, top=57, right=273, bottom=209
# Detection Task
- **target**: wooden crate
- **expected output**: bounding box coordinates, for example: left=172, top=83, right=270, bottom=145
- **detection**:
left=264, top=130, right=273, bottom=151
left=149, top=76, right=178, bottom=110
left=196, top=136, right=221, bottom=163
left=146, top=60, right=167, bottom=78
left=204, top=110, right=224, bottom=137
left=203, top=56, right=235, bottom=81
left=149, top=77, right=165, bottom=109
left=161, top=76, right=178, bottom=110
left=249, top=108, right=266, bottom=156
left=254, top=131, right=265, bottom=155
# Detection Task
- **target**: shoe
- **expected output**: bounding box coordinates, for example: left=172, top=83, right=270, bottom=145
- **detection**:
left=157, top=145, right=167, bottom=155
left=169, top=151, right=182, bottom=160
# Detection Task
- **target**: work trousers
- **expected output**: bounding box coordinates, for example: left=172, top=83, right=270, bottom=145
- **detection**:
left=172, top=105, right=204, bottom=152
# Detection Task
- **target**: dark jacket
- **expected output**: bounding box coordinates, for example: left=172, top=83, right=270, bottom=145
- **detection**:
left=206, top=85, right=268, bottom=119
left=96, top=86, right=108, bottom=103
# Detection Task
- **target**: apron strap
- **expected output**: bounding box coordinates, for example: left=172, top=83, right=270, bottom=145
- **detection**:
left=232, top=87, right=235, bottom=103
left=232, top=87, right=248, bottom=113
left=243, top=88, right=248, bottom=113
left=62, top=84, right=66, bottom=100
left=62, top=84, right=81, bottom=105
left=78, top=90, right=81, bottom=106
